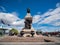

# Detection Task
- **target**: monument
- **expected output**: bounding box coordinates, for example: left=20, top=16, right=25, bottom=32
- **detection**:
left=20, top=8, right=37, bottom=37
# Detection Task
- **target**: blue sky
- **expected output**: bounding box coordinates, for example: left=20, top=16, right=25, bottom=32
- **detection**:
left=0, top=0, right=60, bottom=18
left=0, top=0, right=60, bottom=32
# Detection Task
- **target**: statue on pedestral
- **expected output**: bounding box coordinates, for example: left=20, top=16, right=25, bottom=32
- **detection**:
left=20, top=8, right=35, bottom=37
left=24, top=8, right=32, bottom=29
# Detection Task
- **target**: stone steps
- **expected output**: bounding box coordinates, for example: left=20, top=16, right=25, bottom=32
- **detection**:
left=0, top=36, right=55, bottom=42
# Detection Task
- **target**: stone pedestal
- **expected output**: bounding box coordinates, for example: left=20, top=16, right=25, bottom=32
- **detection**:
left=20, top=28, right=37, bottom=37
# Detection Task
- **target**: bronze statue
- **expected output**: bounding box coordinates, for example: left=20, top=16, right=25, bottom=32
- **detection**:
left=27, top=8, right=30, bottom=13
left=24, top=8, right=32, bottom=29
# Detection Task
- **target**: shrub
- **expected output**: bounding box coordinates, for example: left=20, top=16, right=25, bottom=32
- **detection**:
left=9, top=28, right=18, bottom=36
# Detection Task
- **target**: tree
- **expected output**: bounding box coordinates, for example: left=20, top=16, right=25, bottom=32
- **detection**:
left=36, top=30, right=42, bottom=35
left=9, top=28, right=18, bottom=36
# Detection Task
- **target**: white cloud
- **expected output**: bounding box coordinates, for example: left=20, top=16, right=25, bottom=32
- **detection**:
left=0, top=6, right=6, bottom=12
left=12, top=12, right=19, bottom=17
left=32, top=3, right=60, bottom=32
left=33, top=15, right=41, bottom=23
left=56, top=3, right=60, bottom=7
left=0, top=12, right=23, bottom=26
left=54, top=22, right=60, bottom=26
left=51, top=20, right=60, bottom=26
left=32, top=9, right=54, bottom=24
left=37, top=12, right=41, bottom=14
left=37, top=26, right=60, bottom=32
left=0, top=12, right=25, bottom=30
left=0, top=12, right=20, bottom=23
left=12, top=19, right=24, bottom=26
left=38, top=7, right=60, bottom=26
left=41, top=9, right=52, bottom=17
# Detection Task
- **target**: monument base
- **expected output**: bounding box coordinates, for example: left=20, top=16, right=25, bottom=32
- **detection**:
left=20, top=28, right=37, bottom=37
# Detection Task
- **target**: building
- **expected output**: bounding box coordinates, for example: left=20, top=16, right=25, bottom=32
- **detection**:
left=0, top=28, right=8, bottom=36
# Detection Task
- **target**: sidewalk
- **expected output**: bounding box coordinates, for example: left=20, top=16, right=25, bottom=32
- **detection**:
left=0, top=42, right=60, bottom=45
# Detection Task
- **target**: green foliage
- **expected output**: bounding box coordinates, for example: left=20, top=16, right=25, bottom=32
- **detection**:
left=9, top=28, right=18, bottom=35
